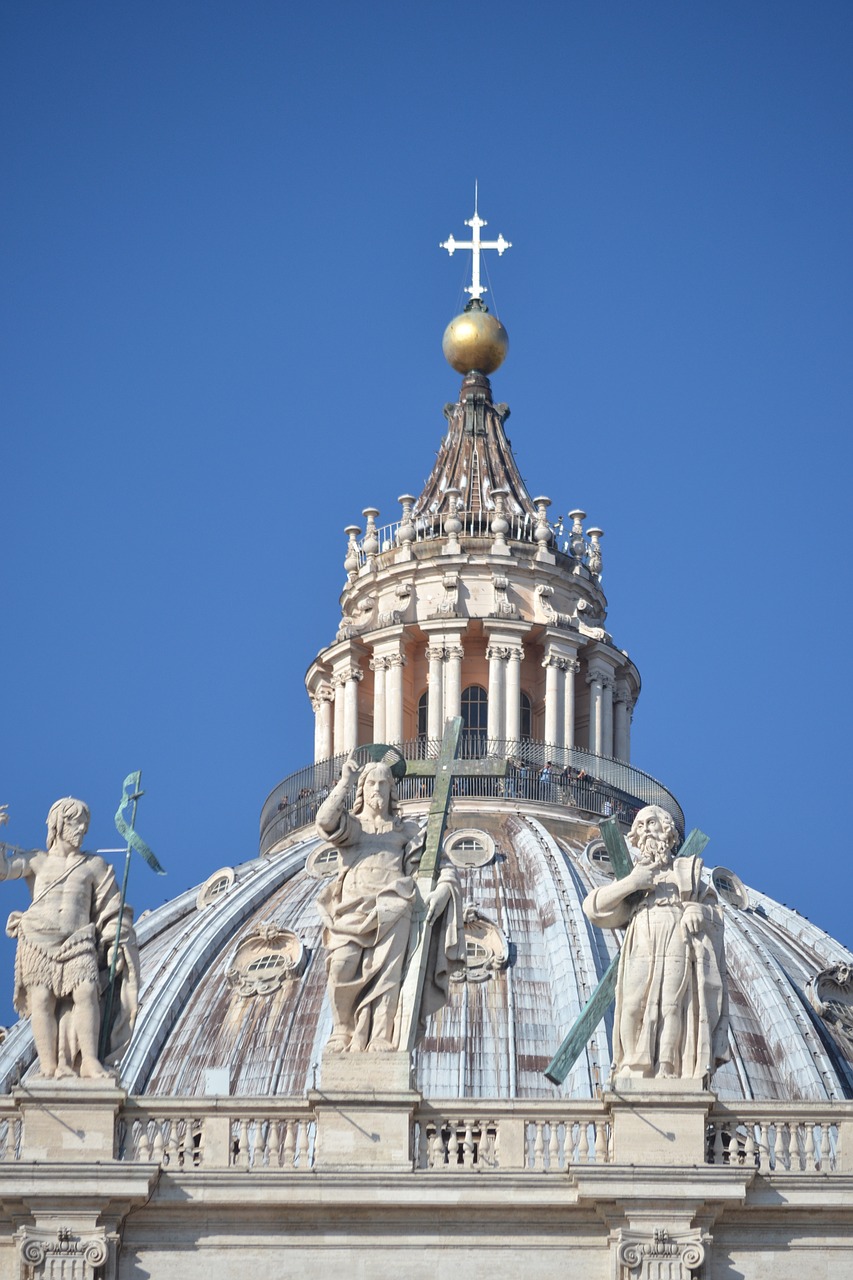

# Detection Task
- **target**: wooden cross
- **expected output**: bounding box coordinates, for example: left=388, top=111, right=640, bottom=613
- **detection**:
left=543, top=818, right=710, bottom=1086
left=440, top=184, right=512, bottom=302
left=396, top=716, right=507, bottom=1051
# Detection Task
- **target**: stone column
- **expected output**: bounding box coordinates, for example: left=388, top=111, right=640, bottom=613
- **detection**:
left=385, top=654, right=405, bottom=744
left=504, top=645, right=523, bottom=745
left=586, top=668, right=605, bottom=755
left=444, top=642, right=464, bottom=720
left=370, top=656, right=388, bottom=743
left=601, top=674, right=615, bottom=758
left=425, top=643, right=445, bottom=741
left=332, top=676, right=346, bottom=757
left=542, top=656, right=563, bottom=750
left=313, top=686, right=334, bottom=762
left=563, top=659, right=579, bottom=749
left=613, top=681, right=633, bottom=762
left=486, top=645, right=507, bottom=743
left=342, top=665, right=363, bottom=753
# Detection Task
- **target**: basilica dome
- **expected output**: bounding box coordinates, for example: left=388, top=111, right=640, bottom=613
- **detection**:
left=0, top=793, right=850, bottom=1103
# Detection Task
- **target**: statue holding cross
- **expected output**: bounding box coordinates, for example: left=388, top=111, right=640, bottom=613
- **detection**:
left=316, top=718, right=506, bottom=1056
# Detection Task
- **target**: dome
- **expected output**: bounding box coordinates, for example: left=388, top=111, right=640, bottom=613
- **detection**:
left=1, top=797, right=849, bottom=1102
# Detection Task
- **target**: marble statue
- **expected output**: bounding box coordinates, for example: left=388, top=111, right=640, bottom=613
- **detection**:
left=0, top=797, right=140, bottom=1080
left=316, top=755, right=463, bottom=1053
left=583, top=805, right=729, bottom=1082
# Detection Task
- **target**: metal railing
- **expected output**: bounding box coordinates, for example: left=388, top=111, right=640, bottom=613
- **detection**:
left=259, top=737, right=684, bottom=856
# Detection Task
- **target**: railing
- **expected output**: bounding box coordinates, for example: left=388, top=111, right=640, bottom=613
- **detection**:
left=707, top=1105, right=842, bottom=1173
left=358, top=511, right=543, bottom=563
left=259, top=738, right=684, bottom=856
left=413, top=1104, right=612, bottom=1171
left=118, top=1100, right=316, bottom=1170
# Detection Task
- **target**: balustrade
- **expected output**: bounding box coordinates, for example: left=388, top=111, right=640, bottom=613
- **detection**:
left=707, top=1108, right=840, bottom=1173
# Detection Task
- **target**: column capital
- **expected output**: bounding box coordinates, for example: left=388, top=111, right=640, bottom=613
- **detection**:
left=445, top=643, right=465, bottom=661
left=486, top=644, right=511, bottom=661
left=369, top=656, right=391, bottom=673
left=565, top=657, right=580, bottom=675
left=506, top=644, right=524, bottom=663
left=333, top=663, right=363, bottom=685
left=425, top=643, right=446, bottom=662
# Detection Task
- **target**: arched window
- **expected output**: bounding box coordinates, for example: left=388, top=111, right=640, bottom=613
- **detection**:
left=520, top=691, right=532, bottom=741
left=417, top=690, right=429, bottom=743
left=461, top=685, right=488, bottom=754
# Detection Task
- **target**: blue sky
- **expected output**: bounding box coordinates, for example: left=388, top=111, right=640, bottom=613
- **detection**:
left=2, top=1, right=852, bottom=1024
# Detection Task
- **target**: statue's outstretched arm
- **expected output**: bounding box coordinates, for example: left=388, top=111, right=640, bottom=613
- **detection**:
left=316, top=754, right=361, bottom=838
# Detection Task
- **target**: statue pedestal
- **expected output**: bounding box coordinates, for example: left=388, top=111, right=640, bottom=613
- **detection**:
left=15, top=1078, right=126, bottom=1162
left=605, top=1077, right=714, bottom=1166
left=311, top=1050, right=418, bottom=1170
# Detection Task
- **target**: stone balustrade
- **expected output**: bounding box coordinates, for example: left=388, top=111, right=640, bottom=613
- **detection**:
left=1, top=1094, right=849, bottom=1176
left=707, top=1104, right=846, bottom=1173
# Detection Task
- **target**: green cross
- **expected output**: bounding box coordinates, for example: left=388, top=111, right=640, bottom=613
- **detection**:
left=397, top=717, right=507, bottom=1051
left=543, top=817, right=709, bottom=1086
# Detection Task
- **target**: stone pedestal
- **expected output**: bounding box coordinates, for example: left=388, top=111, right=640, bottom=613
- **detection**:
left=311, top=1051, right=418, bottom=1171
left=606, top=1078, right=714, bottom=1166
left=15, top=1079, right=126, bottom=1162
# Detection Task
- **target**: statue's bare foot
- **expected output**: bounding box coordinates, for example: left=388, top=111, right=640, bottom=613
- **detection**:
left=368, top=1037, right=394, bottom=1053
left=325, top=1034, right=350, bottom=1054
left=79, top=1057, right=109, bottom=1080
left=54, top=1063, right=75, bottom=1080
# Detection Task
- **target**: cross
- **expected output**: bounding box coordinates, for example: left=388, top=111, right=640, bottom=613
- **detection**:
left=440, top=183, right=511, bottom=301
left=395, top=716, right=507, bottom=1051
left=543, top=818, right=709, bottom=1086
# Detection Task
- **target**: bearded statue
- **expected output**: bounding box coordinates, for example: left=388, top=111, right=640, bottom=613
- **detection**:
left=583, top=805, right=729, bottom=1083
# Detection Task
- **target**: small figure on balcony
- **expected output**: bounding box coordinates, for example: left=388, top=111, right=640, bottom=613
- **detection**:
left=0, top=797, right=140, bottom=1080
left=316, top=755, right=463, bottom=1053
left=583, top=805, right=729, bottom=1082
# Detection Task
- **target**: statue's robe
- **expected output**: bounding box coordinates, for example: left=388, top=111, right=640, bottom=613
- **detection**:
left=584, top=855, right=729, bottom=1080
left=316, top=811, right=463, bottom=1048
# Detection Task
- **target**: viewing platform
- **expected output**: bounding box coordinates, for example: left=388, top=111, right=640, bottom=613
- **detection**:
left=259, top=736, right=684, bottom=857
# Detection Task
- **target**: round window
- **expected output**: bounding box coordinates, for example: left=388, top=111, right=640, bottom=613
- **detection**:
left=444, top=829, right=496, bottom=869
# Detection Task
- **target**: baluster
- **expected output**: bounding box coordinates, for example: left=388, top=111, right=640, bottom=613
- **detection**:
left=167, top=1120, right=181, bottom=1169
left=492, top=1121, right=500, bottom=1170
left=712, top=1123, right=725, bottom=1166
left=297, top=1118, right=311, bottom=1169
left=804, top=1124, right=816, bottom=1172
left=548, top=1121, right=560, bottom=1171
left=744, top=1124, right=756, bottom=1167
left=194, top=1120, right=205, bottom=1170
left=778, top=1122, right=791, bottom=1172
left=586, top=1121, right=597, bottom=1163
left=152, top=1125, right=165, bottom=1166
left=428, top=1125, right=442, bottom=1169
left=595, top=1121, right=607, bottom=1165
left=137, top=1120, right=152, bottom=1162
left=283, top=1119, right=297, bottom=1169
left=235, top=1119, right=249, bottom=1168
left=770, top=1122, right=782, bottom=1172
left=462, top=1120, right=475, bottom=1169
left=417, top=1122, right=429, bottom=1170
left=757, top=1122, right=768, bottom=1172
left=447, top=1122, right=459, bottom=1168
left=533, top=1121, right=545, bottom=1171
left=267, top=1119, right=280, bottom=1170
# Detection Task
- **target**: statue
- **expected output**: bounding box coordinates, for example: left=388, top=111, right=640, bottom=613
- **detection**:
left=0, top=798, right=140, bottom=1080
left=582, top=805, right=729, bottom=1083
left=315, top=755, right=463, bottom=1053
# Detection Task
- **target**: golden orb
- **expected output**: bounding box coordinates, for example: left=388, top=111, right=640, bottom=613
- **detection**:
left=442, top=301, right=509, bottom=375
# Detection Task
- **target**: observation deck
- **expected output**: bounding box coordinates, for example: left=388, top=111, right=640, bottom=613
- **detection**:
left=259, top=736, right=684, bottom=857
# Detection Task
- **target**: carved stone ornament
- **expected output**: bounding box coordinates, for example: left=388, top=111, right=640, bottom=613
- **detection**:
left=614, top=1227, right=707, bottom=1280
left=450, top=905, right=509, bottom=984
left=430, top=571, right=460, bottom=618
left=491, top=572, right=518, bottom=617
left=336, top=595, right=376, bottom=641
left=535, top=582, right=579, bottom=631
left=226, top=923, right=306, bottom=999
left=196, top=866, right=235, bottom=910
left=17, top=1226, right=110, bottom=1280
left=806, top=964, right=853, bottom=1056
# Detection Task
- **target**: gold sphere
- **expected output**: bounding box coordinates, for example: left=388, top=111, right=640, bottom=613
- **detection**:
left=442, top=304, right=509, bottom=375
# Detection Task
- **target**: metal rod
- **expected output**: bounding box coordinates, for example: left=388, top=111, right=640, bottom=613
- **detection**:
left=98, top=788, right=140, bottom=1062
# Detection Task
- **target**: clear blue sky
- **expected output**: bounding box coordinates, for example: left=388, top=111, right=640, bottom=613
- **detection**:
left=3, top=1, right=852, bottom=1024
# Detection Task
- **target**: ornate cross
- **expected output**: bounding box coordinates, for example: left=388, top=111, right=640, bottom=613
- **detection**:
left=440, top=184, right=511, bottom=301
left=544, top=818, right=709, bottom=1086
left=396, top=716, right=507, bottom=1050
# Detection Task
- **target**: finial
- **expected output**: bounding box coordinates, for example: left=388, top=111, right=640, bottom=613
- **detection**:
left=440, top=187, right=511, bottom=302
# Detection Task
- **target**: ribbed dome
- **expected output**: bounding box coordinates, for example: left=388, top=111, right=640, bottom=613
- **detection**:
left=1, top=798, right=848, bottom=1102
